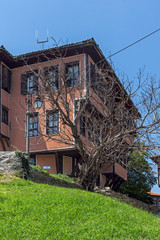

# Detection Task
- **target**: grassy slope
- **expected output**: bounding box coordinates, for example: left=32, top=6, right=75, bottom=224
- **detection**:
left=0, top=177, right=160, bottom=240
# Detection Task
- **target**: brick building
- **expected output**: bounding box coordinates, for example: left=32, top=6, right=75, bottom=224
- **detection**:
left=0, top=39, right=136, bottom=188
left=149, top=192, right=160, bottom=210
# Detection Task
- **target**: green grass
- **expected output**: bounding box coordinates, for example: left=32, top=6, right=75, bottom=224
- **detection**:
left=31, top=165, right=50, bottom=175
left=0, top=177, right=160, bottom=239
left=50, top=173, right=76, bottom=183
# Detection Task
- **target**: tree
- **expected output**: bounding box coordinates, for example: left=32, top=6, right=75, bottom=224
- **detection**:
left=119, top=141, right=157, bottom=204
left=22, top=39, right=160, bottom=191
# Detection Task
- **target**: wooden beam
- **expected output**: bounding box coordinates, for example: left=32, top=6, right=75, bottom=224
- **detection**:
left=0, top=134, right=6, bottom=151
left=55, top=152, right=59, bottom=174
left=6, top=138, right=10, bottom=147
left=105, top=174, right=113, bottom=187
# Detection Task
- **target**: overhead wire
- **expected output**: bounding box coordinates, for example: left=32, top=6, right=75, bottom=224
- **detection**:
left=106, top=28, right=160, bottom=59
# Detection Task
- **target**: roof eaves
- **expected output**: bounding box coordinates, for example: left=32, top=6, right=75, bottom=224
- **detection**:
left=14, top=38, right=96, bottom=60
left=91, top=41, right=141, bottom=118
left=148, top=192, right=160, bottom=196
left=0, top=46, right=14, bottom=59
left=151, top=155, right=160, bottom=163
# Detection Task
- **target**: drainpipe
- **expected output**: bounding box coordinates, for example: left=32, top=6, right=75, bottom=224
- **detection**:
left=26, top=78, right=30, bottom=158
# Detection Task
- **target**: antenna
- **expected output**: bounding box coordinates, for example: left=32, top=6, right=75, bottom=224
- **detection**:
left=35, top=29, right=49, bottom=50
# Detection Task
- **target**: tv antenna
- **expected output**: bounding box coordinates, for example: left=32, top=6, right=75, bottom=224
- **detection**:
left=35, top=30, right=49, bottom=50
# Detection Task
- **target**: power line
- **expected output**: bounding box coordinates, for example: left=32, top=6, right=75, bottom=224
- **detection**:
left=107, top=28, right=160, bottom=58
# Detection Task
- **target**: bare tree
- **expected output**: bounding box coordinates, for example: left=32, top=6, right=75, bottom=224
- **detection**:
left=21, top=41, right=160, bottom=191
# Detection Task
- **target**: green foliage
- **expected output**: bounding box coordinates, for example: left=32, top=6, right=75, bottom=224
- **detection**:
left=14, top=171, right=23, bottom=178
left=31, top=165, right=50, bottom=175
left=51, top=173, right=76, bottom=183
left=32, top=165, right=76, bottom=183
left=119, top=142, right=157, bottom=204
left=0, top=178, right=160, bottom=239
left=15, top=150, right=30, bottom=179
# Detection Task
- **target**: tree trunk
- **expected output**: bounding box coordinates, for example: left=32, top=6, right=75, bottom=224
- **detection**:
left=78, top=163, right=99, bottom=191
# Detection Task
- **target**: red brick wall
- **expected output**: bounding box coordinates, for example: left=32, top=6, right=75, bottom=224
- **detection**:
left=10, top=54, right=85, bottom=152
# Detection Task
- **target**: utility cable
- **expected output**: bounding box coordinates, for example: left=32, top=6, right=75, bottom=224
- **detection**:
left=107, top=28, right=160, bottom=58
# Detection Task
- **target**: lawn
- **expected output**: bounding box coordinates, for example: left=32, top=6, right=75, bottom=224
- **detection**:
left=0, top=177, right=160, bottom=240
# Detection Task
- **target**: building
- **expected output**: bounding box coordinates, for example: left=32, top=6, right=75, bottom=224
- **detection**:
left=148, top=192, right=160, bottom=210
left=0, top=39, right=137, bottom=189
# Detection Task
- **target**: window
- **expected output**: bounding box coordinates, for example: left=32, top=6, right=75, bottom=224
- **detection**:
left=87, top=119, right=93, bottom=141
left=2, top=107, right=8, bottom=125
left=2, top=64, right=11, bottom=93
left=44, top=66, right=59, bottom=90
left=28, top=74, right=38, bottom=94
left=90, top=63, right=96, bottom=85
left=80, top=115, right=86, bottom=136
left=21, top=70, right=38, bottom=95
left=29, top=158, right=36, bottom=166
left=66, top=62, right=79, bottom=87
left=46, top=110, right=59, bottom=135
left=74, top=99, right=80, bottom=121
left=29, top=112, right=38, bottom=137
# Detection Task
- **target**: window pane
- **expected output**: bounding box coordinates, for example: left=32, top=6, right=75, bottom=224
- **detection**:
left=74, top=66, right=79, bottom=79
left=53, top=126, right=58, bottom=134
left=29, top=81, right=33, bottom=87
left=74, top=79, right=78, bottom=86
left=66, top=63, right=79, bottom=87
left=29, top=158, right=36, bottom=166
left=34, top=130, right=38, bottom=136
left=45, top=66, right=58, bottom=90
left=46, top=110, right=59, bottom=135
left=49, top=115, right=53, bottom=121
left=28, top=113, right=38, bottom=137
left=2, top=107, right=9, bottom=125
left=34, top=123, right=37, bottom=129
left=49, top=122, right=53, bottom=127
left=54, top=119, right=58, bottom=126
left=68, top=67, right=73, bottom=74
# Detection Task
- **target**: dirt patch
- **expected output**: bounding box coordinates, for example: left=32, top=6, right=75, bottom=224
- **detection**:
left=0, top=174, right=19, bottom=182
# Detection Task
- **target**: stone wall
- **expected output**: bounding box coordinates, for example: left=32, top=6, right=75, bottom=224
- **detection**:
left=0, top=151, right=81, bottom=189
left=0, top=151, right=29, bottom=178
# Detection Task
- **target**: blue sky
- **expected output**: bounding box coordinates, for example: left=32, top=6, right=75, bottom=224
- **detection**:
left=1, top=0, right=160, bottom=192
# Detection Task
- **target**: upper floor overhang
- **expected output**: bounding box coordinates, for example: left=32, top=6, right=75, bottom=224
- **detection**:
left=0, top=38, right=140, bottom=118
left=0, top=38, right=108, bottom=69
left=0, top=45, right=14, bottom=68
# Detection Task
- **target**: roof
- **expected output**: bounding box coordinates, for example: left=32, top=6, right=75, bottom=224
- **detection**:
left=16, top=38, right=100, bottom=58
left=150, top=155, right=160, bottom=164
left=0, top=38, right=106, bottom=68
left=148, top=192, right=160, bottom=197
left=0, top=45, right=13, bottom=57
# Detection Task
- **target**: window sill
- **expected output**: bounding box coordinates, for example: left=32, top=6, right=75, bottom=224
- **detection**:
left=2, top=122, right=9, bottom=126
left=2, top=88, right=11, bottom=94
left=25, top=135, right=39, bottom=138
left=45, top=133, right=59, bottom=136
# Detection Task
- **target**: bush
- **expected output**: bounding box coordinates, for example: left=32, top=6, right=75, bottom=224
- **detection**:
left=31, top=165, right=50, bottom=175
left=51, top=173, right=76, bottom=183
left=15, top=151, right=30, bottom=179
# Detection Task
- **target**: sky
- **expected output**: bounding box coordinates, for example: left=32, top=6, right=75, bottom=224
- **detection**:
left=1, top=0, right=160, bottom=192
